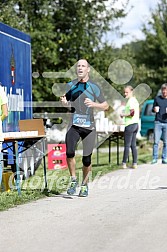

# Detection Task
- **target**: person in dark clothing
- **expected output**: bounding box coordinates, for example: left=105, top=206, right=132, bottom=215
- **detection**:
left=60, top=59, right=109, bottom=197
left=152, top=83, right=167, bottom=164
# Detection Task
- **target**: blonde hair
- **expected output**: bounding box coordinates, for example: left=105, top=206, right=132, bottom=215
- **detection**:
left=124, top=85, right=133, bottom=91
left=124, top=85, right=135, bottom=97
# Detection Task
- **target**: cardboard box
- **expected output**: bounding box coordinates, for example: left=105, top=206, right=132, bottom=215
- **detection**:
left=19, top=119, right=45, bottom=136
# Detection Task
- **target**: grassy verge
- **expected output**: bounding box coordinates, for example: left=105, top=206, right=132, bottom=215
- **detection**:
left=0, top=139, right=152, bottom=211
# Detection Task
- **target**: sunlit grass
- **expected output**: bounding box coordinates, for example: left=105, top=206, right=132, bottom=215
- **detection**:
left=0, top=139, right=152, bottom=211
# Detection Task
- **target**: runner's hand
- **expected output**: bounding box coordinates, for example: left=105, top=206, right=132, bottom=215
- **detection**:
left=84, top=98, right=94, bottom=107
left=60, top=94, right=68, bottom=105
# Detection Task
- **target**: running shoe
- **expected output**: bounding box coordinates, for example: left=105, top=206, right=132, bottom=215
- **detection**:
left=78, top=184, right=88, bottom=197
left=67, top=179, right=78, bottom=195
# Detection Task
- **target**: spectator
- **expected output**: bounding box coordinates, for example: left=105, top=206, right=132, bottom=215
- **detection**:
left=120, top=85, right=139, bottom=169
left=0, top=83, right=8, bottom=186
left=152, top=83, right=167, bottom=164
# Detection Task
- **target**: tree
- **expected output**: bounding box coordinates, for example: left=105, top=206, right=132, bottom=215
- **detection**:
left=0, top=0, right=26, bottom=30
left=52, top=0, right=127, bottom=70
left=0, top=0, right=58, bottom=101
left=16, top=0, right=59, bottom=101
left=136, top=0, right=167, bottom=96
left=0, top=0, right=128, bottom=102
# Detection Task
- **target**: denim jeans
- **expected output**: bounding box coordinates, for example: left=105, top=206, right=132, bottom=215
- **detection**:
left=153, top=121, right=167, bottom=160
left=122, top=123, right=138, bottom=164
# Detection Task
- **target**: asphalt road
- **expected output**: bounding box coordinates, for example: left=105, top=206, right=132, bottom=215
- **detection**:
left=1, top=161, right=167, bottom=252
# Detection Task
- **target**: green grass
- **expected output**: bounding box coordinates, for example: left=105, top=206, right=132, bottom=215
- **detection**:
left=0, top=139, right=152, bottom=211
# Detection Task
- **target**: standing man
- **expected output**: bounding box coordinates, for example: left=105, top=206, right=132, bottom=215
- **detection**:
left=152, top=83, right=167, bottom=164
left=60, top=59, right=109, bottom=197
left=0, top=83, right=8, bottom=186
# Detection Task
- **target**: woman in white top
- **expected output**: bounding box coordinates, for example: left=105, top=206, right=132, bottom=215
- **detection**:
left=120, top=85, right=139, bottom=169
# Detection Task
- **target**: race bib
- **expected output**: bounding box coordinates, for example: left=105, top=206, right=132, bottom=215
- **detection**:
left=73, top=114, right=91, bottom=127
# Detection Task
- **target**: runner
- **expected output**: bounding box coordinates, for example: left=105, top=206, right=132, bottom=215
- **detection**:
left=60, top=59, right=109, bottom=197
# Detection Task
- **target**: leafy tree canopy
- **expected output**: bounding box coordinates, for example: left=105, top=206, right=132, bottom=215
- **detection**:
left=135, top=0, right=167, bottom=96
left=0, top=0, right=128, bottom=102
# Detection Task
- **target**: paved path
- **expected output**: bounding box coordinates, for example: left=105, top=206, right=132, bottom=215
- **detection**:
left=1, top=162, right=167, bottom=252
